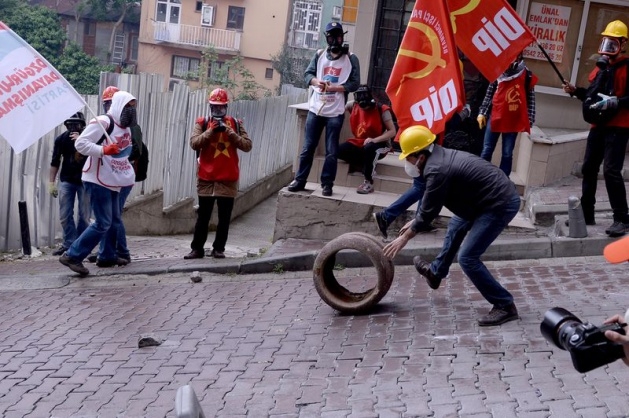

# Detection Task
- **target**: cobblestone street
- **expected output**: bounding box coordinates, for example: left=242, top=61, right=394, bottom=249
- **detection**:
left=1, top=257, right=629, bottom=417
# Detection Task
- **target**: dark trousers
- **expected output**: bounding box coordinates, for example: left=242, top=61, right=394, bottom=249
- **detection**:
left=337, top=141, right=389, bottom=182
left=581, top=126, right=629, bottom=222
left=190, top=195, right=235, bottom=253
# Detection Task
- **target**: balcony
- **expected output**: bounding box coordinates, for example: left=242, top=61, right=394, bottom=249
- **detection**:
left=152, top=21, right=241, bottom=52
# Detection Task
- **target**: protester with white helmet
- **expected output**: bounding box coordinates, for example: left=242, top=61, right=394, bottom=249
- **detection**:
left=383, top=125, right=521, bottom=326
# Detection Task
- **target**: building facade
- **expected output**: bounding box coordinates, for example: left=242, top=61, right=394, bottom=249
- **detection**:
left=137, top=0, right=292, bottom=95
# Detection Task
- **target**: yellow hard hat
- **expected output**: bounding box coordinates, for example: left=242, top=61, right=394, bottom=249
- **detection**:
left=601, top=20, right=628, bottom=38
left=398, top=125, right=436, bottom=160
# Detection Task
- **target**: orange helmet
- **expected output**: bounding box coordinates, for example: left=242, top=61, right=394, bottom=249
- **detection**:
left=208, top=88, right=229, bottom=105
left=102, top=86, right=120, bottom=102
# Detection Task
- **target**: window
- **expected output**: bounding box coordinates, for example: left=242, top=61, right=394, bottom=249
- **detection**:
left=172, top=55, right=200, bottom=80
left=265, top=68, right=274, bottom=79
left=156, top=0, right=181, bottom=24
left=227, top=6, right=245, bottom=30
left=84, top=20, right=95, bottom=36
left=201, top=5, right=215, bottom=27
left=291, top=0, right=322, bottom=49
left=195, top=1, right=203, bottom=12
left=129, top=34, right=139, bottom=62
left=207, top=61, right=225, bottom=82
left=342, top=0, right=358, bottom=23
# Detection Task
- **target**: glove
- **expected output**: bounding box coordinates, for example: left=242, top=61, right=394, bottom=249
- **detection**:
left=208, top=120, right=219, bottom=131
left=590, top=93, right=618, bottom=110
left=458, top=104, right=471, bottom=120
left=103, top=143, right=120, bottom=155
left=477, top=114, right=487, bottom=129
left=49, top=182, right=58, bottom=198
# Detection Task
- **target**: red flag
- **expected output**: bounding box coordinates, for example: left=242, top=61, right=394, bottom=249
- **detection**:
left=386, top=0, right=464, bottom=136
left=447, top=0, right=537, bottom=82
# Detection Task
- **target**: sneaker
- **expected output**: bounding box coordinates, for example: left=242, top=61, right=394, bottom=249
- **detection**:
left=606, top=221, right=628, bottom=237
left=118, top=255, right=131, bottom=264
left=373, top=212, right=388, bottom=239
left=96, top=258, right=130, bottom=268
left=287, top=180, right=306, bottom=192
left=322, top=185, right=333, bottom=197
left=87, top=254, right=97, bottom=263
left=413, top=256, right=441, bottom=290
left=52, top=247, right=67, bottom=256
left=59, top=254, right=89, bottom=276
left=184, top=249, right=204, bottom=260
left=357, top=181, right=374, bottom=194
left=211, top=249, right=225, bottom=259
left=478, top=304, right=519, bottom=326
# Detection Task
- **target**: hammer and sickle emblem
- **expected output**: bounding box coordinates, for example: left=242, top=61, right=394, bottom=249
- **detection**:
left=449, top=0, right=481, bottom=33
left=394, top=22, right=446, bottom=95
left=506, top=85, right=522, bottom=104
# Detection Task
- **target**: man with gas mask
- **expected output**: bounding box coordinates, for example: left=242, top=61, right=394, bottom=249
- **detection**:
left=184, top=88, right=252, bottom=260
left=563, top=20, right=629, bottom=238
left=382, top=125, right=521, bottom=326
left=58, top=91, right=138, bottom=276
left=49, top=112, right=90, bottom=256
left=477, top=54, right=536, bottom=177
left=336, top=85, right=396, bottom=194
left=287, top=21, right=360, bottom=197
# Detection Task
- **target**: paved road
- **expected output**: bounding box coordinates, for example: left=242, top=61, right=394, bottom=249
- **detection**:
left=1, top=257, right=629, bottom=417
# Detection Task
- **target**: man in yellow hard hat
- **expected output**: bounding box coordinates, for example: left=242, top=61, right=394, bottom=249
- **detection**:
left=383, top=125, right=521, bottom=326
left=563, top=20, right=629, bottom=237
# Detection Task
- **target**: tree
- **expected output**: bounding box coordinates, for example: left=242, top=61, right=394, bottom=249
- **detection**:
left=1, top=0, right=113, bottom=94
left=85, top=0, right=140, bottom=64
left=271, top=43, right=313, bottom=94
left=196, top=47, right=271, bottom=101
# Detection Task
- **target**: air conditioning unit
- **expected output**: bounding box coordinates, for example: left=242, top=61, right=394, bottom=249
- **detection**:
left=201, top=5, right=215, bottom=27
left=331, top=6, right=342, bottom=20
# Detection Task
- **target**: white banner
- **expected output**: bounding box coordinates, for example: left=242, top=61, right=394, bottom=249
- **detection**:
left=0, top=21, right=86, bottom=154
left=523, top=2, right=571, bottom=63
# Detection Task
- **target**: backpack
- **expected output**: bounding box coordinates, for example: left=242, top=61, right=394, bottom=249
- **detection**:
left=582, top=61, right=629, bottom=125
left=97, top=114, right=115, bottom=145
left=134, top=142, right=149, bottom=182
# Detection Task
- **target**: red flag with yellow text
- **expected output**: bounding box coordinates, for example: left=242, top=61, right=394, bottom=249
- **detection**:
left=446, top=0, right=536, bottom=82
left=386, top=0, right=464, bottom=137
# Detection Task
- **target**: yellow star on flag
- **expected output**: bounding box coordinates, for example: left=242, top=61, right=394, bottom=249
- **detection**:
left=212, top=137, right=231, bottom=158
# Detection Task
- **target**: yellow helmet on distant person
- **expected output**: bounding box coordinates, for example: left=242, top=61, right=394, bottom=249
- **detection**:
left=398, top=125, right=436, bottom=160
left=601, top=20, right=628, bottom=38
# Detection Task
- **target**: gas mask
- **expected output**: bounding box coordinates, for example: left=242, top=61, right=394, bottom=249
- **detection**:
left=65, top=122, right=84, bottom=134
left=326, top=31, right=345, bottom=55
left=119, top=105, right=137, bottom=128
left=355, top=89, right=375, bottom=109
left=598, top=37, right=622, bottom=56
left=404, top=160, right=421, bottom=178
left=210, top=104, right=227, bottom=120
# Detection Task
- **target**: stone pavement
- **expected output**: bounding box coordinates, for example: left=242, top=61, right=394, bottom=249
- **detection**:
left=1, top=258, right=629, bottom=417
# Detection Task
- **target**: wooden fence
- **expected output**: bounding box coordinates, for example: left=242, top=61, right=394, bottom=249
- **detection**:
left=0, top=73, right=307, bottom=252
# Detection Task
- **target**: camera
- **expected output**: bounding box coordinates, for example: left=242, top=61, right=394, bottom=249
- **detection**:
left=540, top=307, right=626, bottom=373
left=213, top=117, right=226, bottom=133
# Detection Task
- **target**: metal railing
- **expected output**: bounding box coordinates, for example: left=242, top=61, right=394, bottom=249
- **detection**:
left=152, top=22, right=241, bottom=52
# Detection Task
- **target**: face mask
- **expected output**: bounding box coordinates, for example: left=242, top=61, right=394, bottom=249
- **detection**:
left=211, top=105, right=227, bottom=119
left=119, top=105, right=137, bottom=128
left=326, top=33, right=344, bottom=54
left=599, top=37, right=621, bottom=56
left=404, top=160, right=420, bottom=178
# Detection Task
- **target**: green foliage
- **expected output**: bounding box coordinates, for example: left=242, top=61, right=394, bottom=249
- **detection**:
left=197, top=47, right=271, bottom=101
left=85, top=0, right=140, bottom=23
left=271, top=43, right=313, bottom=94
left=1, top=0, right=112, bottom=94
left=272, top=263, right=285, bottom=274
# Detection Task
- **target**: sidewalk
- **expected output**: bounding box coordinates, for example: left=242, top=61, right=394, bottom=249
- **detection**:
left=0, top=175, right=623, bottom=284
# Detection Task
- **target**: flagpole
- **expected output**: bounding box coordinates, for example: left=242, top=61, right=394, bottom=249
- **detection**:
left=535, top=41, right=568, bottom=84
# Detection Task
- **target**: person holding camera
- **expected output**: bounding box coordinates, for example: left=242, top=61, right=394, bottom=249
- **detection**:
left=604, top=313, right=629, bottom=366
left=49, top=112, right=90, bottom=256
left=184, top=88, right=252, bottom=260
left=563, top=20, right=629, bottom=237
left=287, top=21, right=360, bottom=197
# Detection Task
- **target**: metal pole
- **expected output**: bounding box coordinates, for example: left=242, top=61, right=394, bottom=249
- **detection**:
left=18, top=201, right=32, bottom=256
left=535, top=41, right=567, bottom=84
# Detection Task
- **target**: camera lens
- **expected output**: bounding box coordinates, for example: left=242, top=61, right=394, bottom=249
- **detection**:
left=540, top=307, right=582, bottom=350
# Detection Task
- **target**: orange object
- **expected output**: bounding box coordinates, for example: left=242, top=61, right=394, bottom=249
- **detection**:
left=102, top=86, right=119, bottom=101
left=604, top=236, right=629, bottom=263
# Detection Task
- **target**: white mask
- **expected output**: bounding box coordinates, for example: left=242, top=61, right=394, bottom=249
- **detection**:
left=404, top=160, right=420, bottom=178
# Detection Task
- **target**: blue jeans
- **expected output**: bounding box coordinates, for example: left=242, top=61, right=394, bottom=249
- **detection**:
left=66, top=182, right=121, bottom=262
left=430, top=194, right=521, bottom=308
left=58, top=181, right=90, bottom=249
left=480, top=119, right=518, bottom=176
left=294, top=111, right=345, bottom=187
left=98, top=184, right=132, bottom=259
left=382, top=176, right=426, bottom=226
